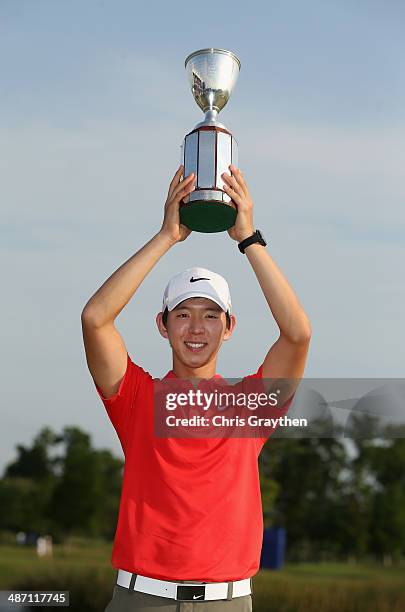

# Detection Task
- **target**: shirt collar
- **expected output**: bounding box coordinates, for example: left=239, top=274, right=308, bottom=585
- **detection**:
left=163, top=370, right=223, bottom=380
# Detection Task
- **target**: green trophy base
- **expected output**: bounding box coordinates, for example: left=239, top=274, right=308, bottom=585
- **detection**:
left=180, top=201, right=237, bottom=233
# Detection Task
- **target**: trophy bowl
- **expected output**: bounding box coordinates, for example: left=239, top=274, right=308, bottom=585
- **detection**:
left=179, top=48, right=241, bottom=233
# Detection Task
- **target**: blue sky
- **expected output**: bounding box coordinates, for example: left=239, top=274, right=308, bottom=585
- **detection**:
left=1, top=0, right=404, bottom=471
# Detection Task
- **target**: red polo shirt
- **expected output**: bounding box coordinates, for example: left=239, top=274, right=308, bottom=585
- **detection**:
left=94, top=354, right=293, bottom=582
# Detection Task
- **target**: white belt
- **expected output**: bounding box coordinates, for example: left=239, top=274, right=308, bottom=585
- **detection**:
left=117, top=569, right=251, bottom=601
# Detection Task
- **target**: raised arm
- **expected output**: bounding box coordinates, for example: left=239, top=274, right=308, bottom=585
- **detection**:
left=222, top=165, right=311, bottom=391
left=81, top=167, right=196, bottom=398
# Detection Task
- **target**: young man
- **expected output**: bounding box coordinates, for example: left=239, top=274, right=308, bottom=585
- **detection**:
left=81, top=165, right=311, bottom=611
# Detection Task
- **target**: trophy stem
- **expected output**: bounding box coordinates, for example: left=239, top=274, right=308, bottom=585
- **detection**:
left=204, top=109, right=218, bottom=123
left=194, top=108, right=226, bottom=129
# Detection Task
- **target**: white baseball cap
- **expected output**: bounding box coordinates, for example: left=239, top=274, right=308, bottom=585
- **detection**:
left=162, top=267, right=232, bottom=314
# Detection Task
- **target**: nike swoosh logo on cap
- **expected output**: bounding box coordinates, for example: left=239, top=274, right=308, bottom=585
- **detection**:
left=190, top=277, right=210, bottom=283
left=193, top=595, right=204, bottom=599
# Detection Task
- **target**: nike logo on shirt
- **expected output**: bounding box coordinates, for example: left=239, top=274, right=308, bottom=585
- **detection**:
left=193, top=594, right=204, bottom=599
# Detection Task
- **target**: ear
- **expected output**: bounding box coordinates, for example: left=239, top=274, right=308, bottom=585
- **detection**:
left=156, top=312, right=169, bottom=339
left=223, top=314, right=236, bottom=341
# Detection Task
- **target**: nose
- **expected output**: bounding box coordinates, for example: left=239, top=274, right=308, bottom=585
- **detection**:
left=188, top=316, right=205, bottom=335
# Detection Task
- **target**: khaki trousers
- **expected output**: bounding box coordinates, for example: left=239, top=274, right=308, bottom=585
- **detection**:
left=104, top=578, right=253, bottom=612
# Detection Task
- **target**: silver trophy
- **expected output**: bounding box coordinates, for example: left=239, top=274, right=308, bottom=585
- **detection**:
left=179, top=48, right=241, bottom=233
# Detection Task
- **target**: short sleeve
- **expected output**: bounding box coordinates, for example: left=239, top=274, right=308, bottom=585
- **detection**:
left=93, top=353, right=152, bottom=455
left=246, top=363, right=296, bottom=453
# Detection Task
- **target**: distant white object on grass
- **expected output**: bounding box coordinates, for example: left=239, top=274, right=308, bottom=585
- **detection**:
left=36, top=534, right=53, bottom=557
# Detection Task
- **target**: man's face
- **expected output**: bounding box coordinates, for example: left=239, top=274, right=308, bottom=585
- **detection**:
left=156, top=297, right=235, bottom=369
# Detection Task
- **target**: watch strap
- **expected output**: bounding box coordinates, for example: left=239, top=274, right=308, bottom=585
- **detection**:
left=238, top=230, right=266, bottom=254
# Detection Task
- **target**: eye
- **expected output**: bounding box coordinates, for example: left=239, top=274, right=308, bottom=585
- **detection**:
left=176, top=312, right=189, bottom=318
left=206, top=313, right=219, bottom=319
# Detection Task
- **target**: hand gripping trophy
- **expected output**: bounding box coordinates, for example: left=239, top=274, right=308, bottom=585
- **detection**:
left=179, top=48, right=241, bottom=233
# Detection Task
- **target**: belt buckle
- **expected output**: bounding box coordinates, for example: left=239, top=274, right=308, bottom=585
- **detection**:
left=176, top=584, right=206, bottom=602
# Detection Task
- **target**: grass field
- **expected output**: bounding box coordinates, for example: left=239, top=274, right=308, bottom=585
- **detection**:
left=0, top=541, right=404, bottom=611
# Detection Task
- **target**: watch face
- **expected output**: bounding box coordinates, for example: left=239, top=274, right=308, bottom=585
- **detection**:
left=256, top=229, right=266, bottom=245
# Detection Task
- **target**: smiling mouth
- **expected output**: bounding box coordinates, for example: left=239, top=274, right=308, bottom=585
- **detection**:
left=184, top=341, right=207, bottom=352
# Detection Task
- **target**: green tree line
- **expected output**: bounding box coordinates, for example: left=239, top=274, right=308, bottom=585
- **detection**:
left=0, top=422, right=404, bottom=561
left=0, top=427, right=123, bottom=541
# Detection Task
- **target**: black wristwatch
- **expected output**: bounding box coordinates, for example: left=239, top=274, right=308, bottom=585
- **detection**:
left=238, top=229, right=267, bottom=254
